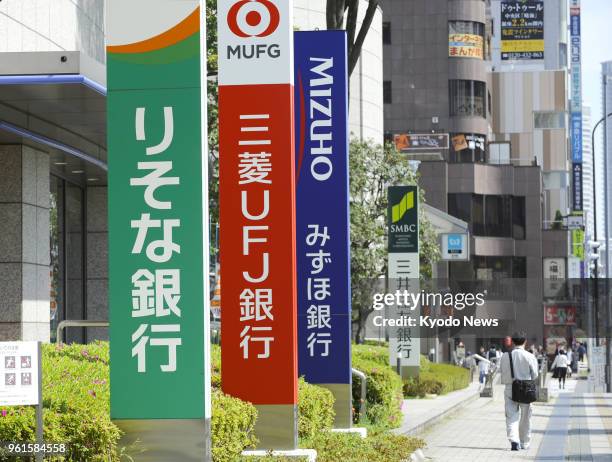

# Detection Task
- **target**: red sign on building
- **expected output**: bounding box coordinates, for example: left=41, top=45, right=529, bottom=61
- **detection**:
left=544, top=306, right=577, bottom=325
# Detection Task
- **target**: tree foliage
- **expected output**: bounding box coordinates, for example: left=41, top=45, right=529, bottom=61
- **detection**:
left=327, top=0, right=380, bottom=76
left=349, top=139, right=440, bottom=342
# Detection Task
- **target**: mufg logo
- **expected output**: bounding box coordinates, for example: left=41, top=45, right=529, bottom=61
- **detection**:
left=226, top=0, right=281, bottom=60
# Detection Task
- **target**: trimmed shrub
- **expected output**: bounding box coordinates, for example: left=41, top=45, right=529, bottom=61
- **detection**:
left=302, top=431, right=425, bottom=462
left=352, top=357, right=403, bottom=428
left=298, top=378, right=335, bottom=440
left=211, top=389, right=258, bottom=462
left=0, top=342, right=260, bottom=462
left=403, top=362, right=470, bottom=397
left=352, top=343, right=388, bottom=367
left=0, top=342, right=120, bottom=462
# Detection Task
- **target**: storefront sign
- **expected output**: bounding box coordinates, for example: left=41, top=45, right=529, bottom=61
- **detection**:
left=572, top=229, right=585, bottom=261
left=294, top=31, right=351, bottom=388
left=501, top=0, right=544, bottom=61
left=0, top=342, right=40, bottom=406
left=394, top=133, right=449, bottom=152
left=449, top=34, right=483, bottom=59
left=544, top=306, right=577, bottom=326
left=441, top=233, right=469, bottom=261
left=543, top=258, right=565, bottom=280
left=107, top=1, right=209, bottom=420
left=218, top=0, right=298, bottom=408
left=570, top=1, right=583, bottom=214
left=452, top=134, right=485, bottom=152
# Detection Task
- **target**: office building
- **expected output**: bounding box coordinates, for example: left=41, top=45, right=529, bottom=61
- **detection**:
left=381, top=0, right=576, bottom=352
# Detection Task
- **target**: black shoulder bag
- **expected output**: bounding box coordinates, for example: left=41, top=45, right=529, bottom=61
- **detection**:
left=509, top=350, right=537, bottom=404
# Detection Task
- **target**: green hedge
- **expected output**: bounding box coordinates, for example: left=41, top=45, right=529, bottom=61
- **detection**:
left=404, top=362, right=470, bottom=398
left=298, top=378, right=335, bottom=440
left=0, top=342, right=260, bottom=462
left=0, top=342, right=119, bottom=461
left=302, top=431, right=424, bottom=462
left=352, top=344, right=389, bottom=367
left=351, top=356, right=403, bottom=429
left=211, top=389, right=258, bottom=462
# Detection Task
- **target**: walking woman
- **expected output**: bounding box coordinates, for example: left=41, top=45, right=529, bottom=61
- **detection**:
left=551, top=350, right=569, bottom=389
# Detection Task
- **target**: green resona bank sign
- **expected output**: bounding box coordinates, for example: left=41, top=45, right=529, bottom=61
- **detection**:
left=106, top=1, right=210, bottom=420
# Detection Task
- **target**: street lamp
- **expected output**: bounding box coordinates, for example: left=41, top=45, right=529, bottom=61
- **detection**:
left=592, top=109, right=612, bottom=392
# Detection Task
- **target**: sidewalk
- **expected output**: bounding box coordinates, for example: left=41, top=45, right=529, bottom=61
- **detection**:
left=410, top=377, right=612, bottom=461
left=393, top=381, right=482, bottom=436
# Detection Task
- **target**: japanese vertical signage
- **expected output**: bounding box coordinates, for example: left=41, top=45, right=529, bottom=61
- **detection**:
left=570, top=0, right=583, bottom=212
left=387, top=186, right=420, bottom=368
left=218, top=0, right=298, bottom=406
left=107, top=1, right=210, bottom=419
left=500, top=0, right=544, bottom=61
left=294, top=31, right=351, bottom=386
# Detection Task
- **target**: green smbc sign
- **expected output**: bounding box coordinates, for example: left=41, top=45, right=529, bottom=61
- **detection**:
left=388, top=186, right=419, bottom=253
left=106, top=1, right=210, bottom=420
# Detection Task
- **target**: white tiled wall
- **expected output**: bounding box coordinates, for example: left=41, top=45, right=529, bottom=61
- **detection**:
left=0, top=0, right=105, bottom=63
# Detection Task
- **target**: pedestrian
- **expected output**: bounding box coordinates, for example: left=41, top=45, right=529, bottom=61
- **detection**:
left=551, top=350, right=569, bottom=389
left=577, top=342, right=586, bottom=362
left=566, top=348, right=573, bottom=376
left=500, top=332, right=539, bottom=451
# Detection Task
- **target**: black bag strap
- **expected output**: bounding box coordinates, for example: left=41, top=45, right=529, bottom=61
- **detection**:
left=508, top=349, right=515, bottom=379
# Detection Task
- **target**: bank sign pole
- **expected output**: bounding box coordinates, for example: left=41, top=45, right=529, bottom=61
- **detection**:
left=218, top=0, right=298, bottom=450
left=387, top=186, right=420, bottom=378
left=106, top=1, right=211, bottom=460
left=294, top=31, right=352, bottom=428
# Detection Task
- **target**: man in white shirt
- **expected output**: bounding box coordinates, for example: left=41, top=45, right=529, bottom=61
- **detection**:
left=499, top=332, right=539, bottom=451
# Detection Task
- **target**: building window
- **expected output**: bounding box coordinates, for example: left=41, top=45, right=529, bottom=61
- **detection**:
left=383, top=81, right=392, bottom=104
left=512, top=197, right=526, bottom=239
left=383, top=22, right=391, bottom=45
left=534, top=112, right=565, bottom=129
left=488, top=142, right=511, bottom=165
left=50, top=175, right=86, bottom=343
left=449, top=80, right=486, bottom=118
left=448, top=21, right=485, bottom=59
left=448, top=193, right=526, bottom=239
left=449, top=133, right=486, bottom=163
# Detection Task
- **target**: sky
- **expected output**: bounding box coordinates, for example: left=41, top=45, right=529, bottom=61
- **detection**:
left=581, top=0, right=612, bottom=121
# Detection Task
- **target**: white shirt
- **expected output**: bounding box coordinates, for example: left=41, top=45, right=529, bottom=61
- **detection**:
left=551, top=354, right=569, bottom=369
left=566, top=350, right=573, bottom=363
left=500, top=347, right=539, bottom=385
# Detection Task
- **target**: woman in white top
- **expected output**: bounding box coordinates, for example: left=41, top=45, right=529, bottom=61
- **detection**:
left=551, top=350, right=569, bottom=389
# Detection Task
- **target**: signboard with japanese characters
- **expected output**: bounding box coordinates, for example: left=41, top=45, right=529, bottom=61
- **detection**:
left=217, top=0, right=298, bottom=411
left=570, top=1, right=583, bottom=214
left=500, top=0, right=544, bottom=61
left=448, top=34, right=483, bottom=59
left=544, top=306, right=577, bottom=326
left=387, top=186, right=420, bottom=370
left=0, top=342, right=39, bottom=406
left=294, top=31, right=351, bottom=390
left=107, top=1, right=210, bottom=419
left=394, top=133, right=449, bottom=152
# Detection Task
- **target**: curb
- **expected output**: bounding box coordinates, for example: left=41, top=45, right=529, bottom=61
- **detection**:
left=396, top=387, right=482, bottom=436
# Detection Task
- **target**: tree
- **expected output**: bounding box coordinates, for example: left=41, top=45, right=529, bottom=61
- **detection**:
left=349, top=139, right=440, bottom=343
left=326, top=0, right=380, bottom=76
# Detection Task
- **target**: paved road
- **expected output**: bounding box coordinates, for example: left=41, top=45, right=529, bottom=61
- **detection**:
left=417, top=377, right=612, bottom=461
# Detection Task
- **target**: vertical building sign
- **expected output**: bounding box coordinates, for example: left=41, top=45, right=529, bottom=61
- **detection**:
left=387, top=186, right=420, bottom=372
left=218, top=0, right=298, bottom=448
left=107, top=0, right=210, bottom=431
left=570, top=0, right=583, bottom=212
left=294, top=31, right=352, bottom=427
left=500, top=0, right=544, bottom=61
